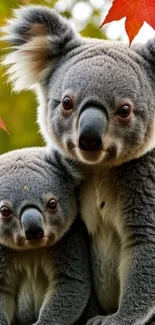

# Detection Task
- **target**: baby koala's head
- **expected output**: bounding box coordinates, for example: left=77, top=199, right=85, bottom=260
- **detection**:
left=0, top=147, right=81, bottom=250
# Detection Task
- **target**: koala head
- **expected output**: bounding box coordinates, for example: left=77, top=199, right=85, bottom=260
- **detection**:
left=2, top=6, right=155, bottom=166
left=0, top=147, right=81, bottom=250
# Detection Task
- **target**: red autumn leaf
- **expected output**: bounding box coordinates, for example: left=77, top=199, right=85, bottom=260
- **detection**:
left=0, top=117, right=9, bottom=134
left=100, top=0, right=155, bottom=45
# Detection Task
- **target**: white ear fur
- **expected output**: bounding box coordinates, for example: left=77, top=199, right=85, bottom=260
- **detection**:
left=2, top=36, right=53, bottom=90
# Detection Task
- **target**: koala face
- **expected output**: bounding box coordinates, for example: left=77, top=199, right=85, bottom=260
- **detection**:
left=0, top=148, right=78, bottom=250
left=44, top=51, right=155, bottom=166
left=2, top=6, right=155, bottom=166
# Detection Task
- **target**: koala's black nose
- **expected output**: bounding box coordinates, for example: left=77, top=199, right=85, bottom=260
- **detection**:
left=25, top=228, right=44, bottom=241
left=21, top=207, right=44, bottom=240
left=79, top=134, right=102, bottom=151
left=78, top=106, right=107, bottom=151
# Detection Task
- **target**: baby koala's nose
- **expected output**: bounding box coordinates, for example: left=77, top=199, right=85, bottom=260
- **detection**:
left=21, top=207, right=44, bottom=240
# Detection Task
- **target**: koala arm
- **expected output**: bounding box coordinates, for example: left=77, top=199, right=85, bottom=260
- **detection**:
left=34, top=219, right=92, bottom=325
left=0, top=295, right=15, bottom=325
left=0, top=246, right=14, bottom=325
left=87, top=152, right=155, bottom=325
left=87, top=240, right=155, bottom=325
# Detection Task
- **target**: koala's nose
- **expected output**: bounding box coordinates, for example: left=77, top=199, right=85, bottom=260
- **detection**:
left=79, top=134, right=102, bottom=151
left=21, top=207, right=44, bottom=240
left=78, top=107, right=107, bottom=151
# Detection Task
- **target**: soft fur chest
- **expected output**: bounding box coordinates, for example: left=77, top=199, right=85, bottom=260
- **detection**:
left=94, top=171, right=124, bottom=235
left=5, top=249, right=57, bottom=325
left=80, top=170, right=123, bottom=235
left=80, top=171, right=122, bottom=312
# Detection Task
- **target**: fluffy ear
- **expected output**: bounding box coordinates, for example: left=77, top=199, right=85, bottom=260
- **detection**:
left=1, top=5, right=78, bottom=90
left=132, top=38, right=155, bottom=67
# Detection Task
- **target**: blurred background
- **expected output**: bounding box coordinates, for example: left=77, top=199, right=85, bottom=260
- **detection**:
left=1, top=0, right=155, bottom=154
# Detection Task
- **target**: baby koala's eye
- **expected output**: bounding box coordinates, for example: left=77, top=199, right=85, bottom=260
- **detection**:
left=47, top=199, right=58, bottom=212
left=62, top=96, right=73, bottom=111
left=0, top=205, right=12, bottom=218
left=116, top=105, right=131, bottom=119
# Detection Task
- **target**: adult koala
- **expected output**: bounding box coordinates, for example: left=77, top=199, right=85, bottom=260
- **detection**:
left=2, top=5, right=155, bottom=325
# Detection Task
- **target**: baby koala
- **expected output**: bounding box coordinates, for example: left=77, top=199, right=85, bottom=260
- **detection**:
left=0, top=147, right=93, bottom=325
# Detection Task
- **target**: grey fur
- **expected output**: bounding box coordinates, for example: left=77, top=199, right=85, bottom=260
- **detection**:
left=0, top=147, right=99, bottom=325
left=3, top=5, right=155, bottom=325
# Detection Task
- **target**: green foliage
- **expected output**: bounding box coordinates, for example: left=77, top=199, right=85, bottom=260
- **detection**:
left=0, top=0, right=107, bottom=154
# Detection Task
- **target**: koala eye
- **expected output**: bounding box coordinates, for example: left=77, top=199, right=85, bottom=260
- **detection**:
left=47, top=199, right=58, bottom=212
left=0, top=205, right=12, bottom=218
left=62, top=96, right=73, bottom=111
left=117, top=105, right=131, bottom=119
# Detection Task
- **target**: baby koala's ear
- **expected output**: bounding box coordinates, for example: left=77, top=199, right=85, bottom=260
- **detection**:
left=1, top=5, right=78, bottom=90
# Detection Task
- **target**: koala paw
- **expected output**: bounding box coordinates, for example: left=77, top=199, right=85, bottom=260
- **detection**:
left=86, top=314, right=120, bottom=325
